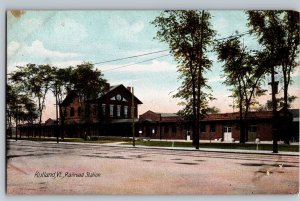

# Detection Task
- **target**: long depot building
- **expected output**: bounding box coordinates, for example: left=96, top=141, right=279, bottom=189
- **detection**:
left=17, top=84, right=298, bottom=142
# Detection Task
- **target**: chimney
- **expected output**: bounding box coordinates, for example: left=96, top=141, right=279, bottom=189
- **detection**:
left=127, top=86, right=131, bottom=92
left=104, top=83, right=110, bottom=92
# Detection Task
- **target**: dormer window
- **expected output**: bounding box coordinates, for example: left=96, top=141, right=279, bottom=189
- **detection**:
left=116, top=94, right=122, bottom=101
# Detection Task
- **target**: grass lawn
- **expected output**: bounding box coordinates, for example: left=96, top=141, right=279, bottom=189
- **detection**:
left=122, top=140, right=299, bottom=152
left=8, top=136, right=299, bottom=152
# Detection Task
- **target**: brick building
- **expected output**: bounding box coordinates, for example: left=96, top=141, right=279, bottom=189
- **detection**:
left=138, top=110, right=186, bottom=140
left=137, top=109, right=295, bottom=142
left=60, top=84, right=142, bottom=138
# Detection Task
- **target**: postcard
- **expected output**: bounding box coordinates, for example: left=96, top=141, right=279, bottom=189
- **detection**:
left=6, top=10, right=299, bottom=195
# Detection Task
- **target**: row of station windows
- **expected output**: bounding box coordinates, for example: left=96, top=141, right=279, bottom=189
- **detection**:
left=68, top=104, right=131, bottom=118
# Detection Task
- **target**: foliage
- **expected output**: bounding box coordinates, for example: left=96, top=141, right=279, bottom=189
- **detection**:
left=9, top=64, right=53, bottom=125
left=215, top=38, right=268, bottom=143
left=6, top=83, right=38, bottom=127
left=8, top=62, right=108, bottom=127
left=258, top=96, right=298, bottom=111
left=247, top=11, right=300, bottom=109
left=152, top=10, right=216, bottom=148
left=70, top=62, right=109, bottom=101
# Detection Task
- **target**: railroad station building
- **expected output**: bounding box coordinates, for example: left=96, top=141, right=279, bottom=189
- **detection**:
left=137, top=109, right=297, bottom=142
left=59, top=84, right=142, bottom=138
left=17, top=83, right=298, bottom=143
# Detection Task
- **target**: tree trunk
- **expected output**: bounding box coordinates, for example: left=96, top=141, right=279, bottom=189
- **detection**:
left=238, top=86, right=245, bottom=144
left=192, top=74, right=199, bottom=149
left=271, top=65, right=278, bottom=153
left=195, top=10, right=205, bottom=149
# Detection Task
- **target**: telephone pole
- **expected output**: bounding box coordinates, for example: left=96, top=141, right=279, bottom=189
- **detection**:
left=270, top=66, right=279, bottom=153
left=131, top=87, right=135, bottom=147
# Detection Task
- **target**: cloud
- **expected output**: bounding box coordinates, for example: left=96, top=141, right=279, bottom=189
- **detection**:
left=52, top=18, right=88, bottom=44
left=208, top=76, right=226, bottom=83
left=213, top=17, right=229, bottom=34
left=291, top=65, right=300, bottom=77
left=108, top=15, right=144, bottom=41
left=7, top=41, right=22, bottom=57
left=7, top=40, right=79, bottom=61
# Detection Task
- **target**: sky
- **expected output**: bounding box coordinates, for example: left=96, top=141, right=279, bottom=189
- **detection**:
left=7, top=10, right=300, bottom=122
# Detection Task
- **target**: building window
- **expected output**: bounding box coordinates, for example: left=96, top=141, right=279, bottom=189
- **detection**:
left=102, top=104, right=106, bottom=116
left=78, top=107, right=81, bottom=116
left=110, top=105, right=114, bottom=117
left=164, top=126, right=169, bottom=134
left=124, top=106, right=128, bottom=118
left=210, top=123, right=216, bottom=132
left=117, top=105, right=121, bottom=117
left=64, top=108, right=68, bottom=117
left=200, top=124, right=206, bottom=132
left=70, top=107, right=75, bottom=117
left=93, top=105, right=97, bottom=116
left=249, top=125, right=257, bottom=132
left=172, top=125, right=176, bottom=133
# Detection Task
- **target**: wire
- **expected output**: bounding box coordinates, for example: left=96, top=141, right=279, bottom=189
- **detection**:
left=214, top=30, right=251, bottom=42
left=90, top=31, right=251, bottom=66
left=102, top=54, right=171, bottom=72
left=93, top=49, right=169, bottom=65
left=100, top=32, right=251, bottom=72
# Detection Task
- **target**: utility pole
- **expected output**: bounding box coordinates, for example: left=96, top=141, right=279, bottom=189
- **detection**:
left=55, top=85, right=59, bottom=143
left=131, top=87, right=135, bottom=147
left=270, top=66, right=279, bottom=153
left=15, top=106, right=18, bottom=141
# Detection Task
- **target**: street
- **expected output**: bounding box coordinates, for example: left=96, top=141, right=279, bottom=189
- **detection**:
left=6, top=140, right=299, bottom=194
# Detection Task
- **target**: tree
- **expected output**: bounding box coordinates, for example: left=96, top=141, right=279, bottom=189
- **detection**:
left=70, top=62, right=109, bottom=101
left=6, top=83, right=38, bottom=139
left=204, top=106, right=220, bottom=114
left=248, top=11, right=299, bottom=110
left=216, top=38, right=267, bottom=143
left=247, top=11, right=300, bottom=147
left=47, top=66, right=73, bottom=141
left=152, top=10, right=216, bottom=149
left=258, top=96, right=298, bottom=111
left=6, top=83, right=19, bottom=138
left=68, top=62, right=109, bottom=138
left=10, top=64, right=54, bottom=138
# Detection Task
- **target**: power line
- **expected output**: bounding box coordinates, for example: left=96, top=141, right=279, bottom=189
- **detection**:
left=93, top=49, right=169, bottom=65
left=91, top=31, right=251, bottom=66
left=100, top=31, right=251, bottom=72
left=214, top=30, right=251, bottom=42
left=102, top=54, right=171, bottom=72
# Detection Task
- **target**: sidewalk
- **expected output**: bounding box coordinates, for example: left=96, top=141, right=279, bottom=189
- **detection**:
left=103, top=142, right=299, bottom=156
left=8, top=139, right=299, bottom=156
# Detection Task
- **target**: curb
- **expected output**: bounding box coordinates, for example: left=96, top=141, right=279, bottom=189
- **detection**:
left=7, top=139, right=299, bottom=156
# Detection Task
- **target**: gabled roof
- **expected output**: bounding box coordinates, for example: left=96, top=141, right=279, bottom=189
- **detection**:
left=60, top=90, right=78, bottom=106
left=61, top=84, right=143, bottom=106
left=45, top=118, right=56, bottom=125
left=139, top=110, right=181, bottom=123
left=202, top=111, right=274, bottom=121
left=160, top=113, right=178, bottom=118
left=97, top=84, right=142, bottom=104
